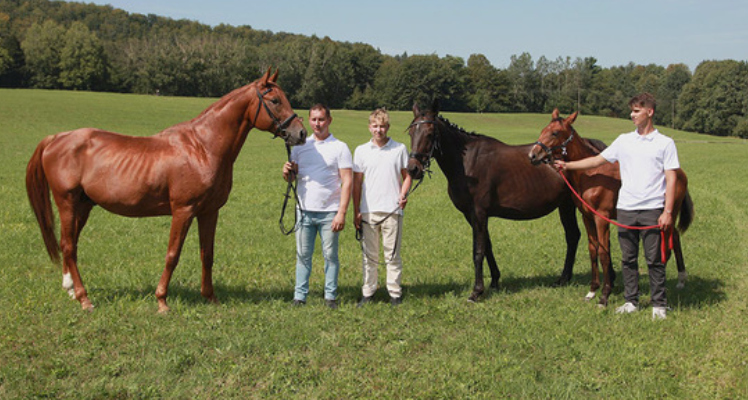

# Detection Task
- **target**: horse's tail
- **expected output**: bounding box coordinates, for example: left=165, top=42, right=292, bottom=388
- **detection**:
left=26, top=136, right=61, bottom=264
left=677, top=190, right=694, bottom=234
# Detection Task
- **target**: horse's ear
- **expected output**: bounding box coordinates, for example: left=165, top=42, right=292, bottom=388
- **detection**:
left=261, top=67, right=272, bottom=85
left=552, top=108, right=560, bottom=120
left=270, top=69, right=279, bottom=83
left=431, top=98, right=440, bottom=113
left=413, top=102, right=421, bottom=116
left=567, top=111, right=578, bottom=124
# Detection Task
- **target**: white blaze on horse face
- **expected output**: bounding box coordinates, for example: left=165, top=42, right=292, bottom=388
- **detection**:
left=62, top=273, right=75, bottom=299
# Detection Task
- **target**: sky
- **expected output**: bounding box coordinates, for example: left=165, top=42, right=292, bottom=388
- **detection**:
left=86, top=0, right=747, bottom=72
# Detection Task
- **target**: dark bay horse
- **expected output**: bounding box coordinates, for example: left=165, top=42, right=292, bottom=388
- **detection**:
left=528, top=109, right=694, bottom=306
left=26, top=68, right=306, bottom=313
left=406, top=101, right=581, bottom=302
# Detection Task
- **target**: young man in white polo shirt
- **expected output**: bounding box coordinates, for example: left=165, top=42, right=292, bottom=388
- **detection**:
left=555, top=93, right=680, bottom=320
left=353, top=108, right=412, bottom=306
left=282, top=104, right=352, bottom=309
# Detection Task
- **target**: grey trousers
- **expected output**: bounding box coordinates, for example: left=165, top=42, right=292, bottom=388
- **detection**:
left=617, top=209, right=667, bottom=308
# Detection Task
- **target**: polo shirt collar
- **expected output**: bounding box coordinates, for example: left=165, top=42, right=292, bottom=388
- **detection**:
left=635, top=129, right=660, bottom=142
left=313, top=133, right=335, bottom=143
left=369, top=137, right=392, bottom=149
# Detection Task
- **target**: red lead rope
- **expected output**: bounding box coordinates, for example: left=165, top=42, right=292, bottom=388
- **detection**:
left=555, top=168, right=673, bottom=261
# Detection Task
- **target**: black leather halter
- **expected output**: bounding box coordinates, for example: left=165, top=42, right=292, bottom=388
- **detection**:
left=533, top=133, right=574, bottom=163
left=407, top=118, right=439, bottom=172
left=254, top=87, right=298, bottom=141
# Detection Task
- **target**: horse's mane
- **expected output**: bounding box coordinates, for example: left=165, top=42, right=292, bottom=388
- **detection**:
left=437, top=115, right=489, bottom=140
left=563, top=122, right=606, bottom=155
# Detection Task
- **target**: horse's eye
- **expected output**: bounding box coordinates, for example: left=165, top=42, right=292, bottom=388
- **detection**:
left=552, top=131, right=559, bottom=137
left=271, top=98, right=280, bottom=105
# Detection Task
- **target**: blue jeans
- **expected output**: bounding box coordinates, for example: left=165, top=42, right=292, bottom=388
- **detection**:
left=294, top=211, right=340, bottom=301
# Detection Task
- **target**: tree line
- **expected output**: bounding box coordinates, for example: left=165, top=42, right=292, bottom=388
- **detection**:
left=1, top=0, right=747, bottom=137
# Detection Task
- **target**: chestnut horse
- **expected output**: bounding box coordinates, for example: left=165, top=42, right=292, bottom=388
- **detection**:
left=528, top=109, right=694, bottom=306
left=406, top=101, right=581, bottom=302
left=26, top=69, right=306, bottom=313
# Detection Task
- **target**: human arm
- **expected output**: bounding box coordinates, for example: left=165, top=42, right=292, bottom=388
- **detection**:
left=332, top=167, right=353, bottom=232
left=554, top=155, right=608, bottom=171
left=399, top=168, right=412, bottom=209
left=352, top=171, right=364, bottom=230
left=658, top=169, right=677, bottom=231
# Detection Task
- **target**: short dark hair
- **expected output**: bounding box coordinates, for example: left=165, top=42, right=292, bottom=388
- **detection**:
left=628, top=93, right=656, bottom=111
left=309, top=103, right=331, bottom=118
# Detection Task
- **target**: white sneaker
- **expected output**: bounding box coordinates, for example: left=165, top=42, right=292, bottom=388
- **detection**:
left=652, top=307, right=667, bottom=320
left=615, top=302, right=638, bottom=314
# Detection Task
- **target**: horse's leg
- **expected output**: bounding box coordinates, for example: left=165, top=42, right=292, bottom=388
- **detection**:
left=56, top=195, right=94, bottom=311
left=484, top=231, right=500, bottom=290
left=581, top=215, right=601, bottom=301
left=197, top=212, right=219, bottom=305
left=672, top=229, right=687, bottom=289
left=596, top=217, right=615, bottom=307
left=467, top=212, right=488, bottom=302
left=155, top=209, right=194, bottom=313
left=554, top=199, right=580, bottom=286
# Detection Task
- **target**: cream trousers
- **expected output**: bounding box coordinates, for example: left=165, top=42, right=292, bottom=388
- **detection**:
left=360, top=212, right=403, bottom=298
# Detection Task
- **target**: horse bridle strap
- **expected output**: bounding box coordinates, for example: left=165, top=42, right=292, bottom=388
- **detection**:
left=534, top=133, right=574, bottom=162
left=254, top=87, right=298, bottom=140
left=407, top=118, right=439, bottom=168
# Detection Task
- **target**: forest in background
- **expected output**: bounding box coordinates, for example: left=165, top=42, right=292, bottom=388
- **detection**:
left=1, top=0, right=746, bottom=137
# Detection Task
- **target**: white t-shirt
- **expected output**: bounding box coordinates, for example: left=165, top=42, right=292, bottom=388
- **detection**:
left=600, top=129, right=680, bottom=210
left=353, top=138, right=409, bottom=215
left=291, top=133, right=352, bottom=212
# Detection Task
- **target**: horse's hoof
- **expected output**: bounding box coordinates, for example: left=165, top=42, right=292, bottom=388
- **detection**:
left=596, top=303, right=606, bottom=309
left=158, top=306, right=170, bottom=314
left=584, top=292, right=596, bottom=301
left=677, top=271, right=687, bottom=289
left=552, top=277, right=571, bottom=287
left=80, top=299, right=94, bottom=312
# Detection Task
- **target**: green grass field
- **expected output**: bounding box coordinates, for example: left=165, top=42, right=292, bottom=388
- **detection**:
left=1, top=89, right=746, bottom=399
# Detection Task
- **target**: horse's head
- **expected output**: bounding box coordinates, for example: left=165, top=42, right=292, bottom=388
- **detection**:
left=407, top=99, right=440, bottom=180
left=528, top=108, right=578, bottom=165
left=252, top=68, right=307, bottom=146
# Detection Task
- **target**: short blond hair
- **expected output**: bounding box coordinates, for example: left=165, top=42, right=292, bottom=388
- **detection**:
left=369, top=107, right=390, bottom=126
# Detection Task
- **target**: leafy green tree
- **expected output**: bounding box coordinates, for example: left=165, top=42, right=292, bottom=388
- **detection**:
left=677, top=60, right=748, bottom=136
left=59, top=22, right=108, bottom=90
left=21, top=20, right=64, bottom=89
left=465, top=53, right=510, bottom=113
left=658, top=64, right=691, bottom=128
left=0, top=26, right=26, bottom=87
left=506, top=52, right=543, bottom=112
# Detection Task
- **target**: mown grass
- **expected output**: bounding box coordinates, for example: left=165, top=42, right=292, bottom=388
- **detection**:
left=0, top=89, right=746, bottom=399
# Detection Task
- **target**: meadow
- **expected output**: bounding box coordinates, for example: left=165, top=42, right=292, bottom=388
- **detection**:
left=0, top=88, right=746, bottom=399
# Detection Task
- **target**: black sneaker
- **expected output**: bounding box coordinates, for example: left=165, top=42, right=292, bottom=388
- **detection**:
left=325, top=299, right=338, bottom=310
left=292, top=299, right=306, bottom=307
left=357, top=296, right=374, bottom=308
left=390, top=296, right=402, bottom=306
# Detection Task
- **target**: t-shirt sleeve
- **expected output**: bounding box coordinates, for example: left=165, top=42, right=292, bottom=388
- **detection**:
left=663, top=139, right=680, bottom=170
left=600, top=137, right=620, bottom=163
left=338, top=143, right=353, bottom=170
left=352, top=146, right=363, bottom=173
left=398, top=144, right=409, bottom=170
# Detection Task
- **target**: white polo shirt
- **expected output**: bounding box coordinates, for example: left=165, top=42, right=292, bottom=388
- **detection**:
left=353, top=138, right=409, bottom=215
left=600, top=129, right=680, bottom=210
left=291, top=133, right=352, bottom=212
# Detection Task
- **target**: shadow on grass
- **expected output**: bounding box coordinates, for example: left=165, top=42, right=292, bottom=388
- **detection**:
left=88, top=269, right=725, bottom=310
